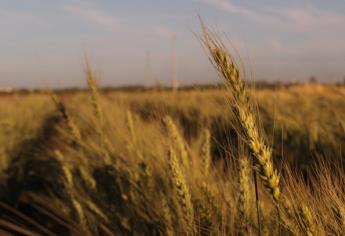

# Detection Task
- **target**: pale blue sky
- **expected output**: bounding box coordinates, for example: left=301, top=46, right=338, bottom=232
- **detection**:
left=1, top=0, right=345, bottom=88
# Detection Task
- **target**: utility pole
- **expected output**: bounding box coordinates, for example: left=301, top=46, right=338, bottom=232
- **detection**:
left=145, top=50, right=152, bottom=87
left=171, top=34, right=178, bottom=92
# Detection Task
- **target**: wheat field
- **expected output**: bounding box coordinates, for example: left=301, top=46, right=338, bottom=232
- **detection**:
left=0, top=30, right=345, bottom=236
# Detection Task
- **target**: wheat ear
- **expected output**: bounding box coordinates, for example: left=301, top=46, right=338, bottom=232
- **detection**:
left=200, top=129, right=211, bottom=176
left=126, top=110, right=137, bottom=145
left=84, top=60, right=113, bottom=161
left=238, top=156, right=251, bottom=236
left=85, top=60, right=104, bottom=125
left=168, top=148, right=195, bottom=233
left=200, top=27, right=280, bottom=205
left=52, top=95, right=81, bottom=143
left=199, top=182, right=221, bottom=231
left=300, top=206, right=316, bottom=236
left=54, top=150, right=88, bottom=227
left=164, top=116, right=189, bottom=168
left=281, top=198, right=299, bottom=235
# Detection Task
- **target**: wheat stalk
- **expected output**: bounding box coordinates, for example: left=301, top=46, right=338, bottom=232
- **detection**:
left=79, top=166, right=97, bottom=190
left=238, top=156, right=251, bottom=236
left=54, top=150, right=74, bottom=188
left=300, top=206, right=316, bottom=236
left=168, top=148, right=195, bottom=233
left=281, top=197, right=300, bottom=235
left=200, top=25, right=281, bottom=205
left=164, top=116, right=190, bottom=169
left=54, top=150, right=89, bottom=228
left=335, top=206, right=345, bottom=231
left=126, top=110, right=137, bottom=146
left=52, top=95, right=81, bottom=143
left=72, top=198, right=88, bottom=228
left=84, top=60, right=113, bottom=161
left=200, top=129, right=211, bottom=176
left=161, top=198, right=174, bottom=236
left=85, top=61, right=104, bottom=125
left=198, top=182, right=221, bottom=234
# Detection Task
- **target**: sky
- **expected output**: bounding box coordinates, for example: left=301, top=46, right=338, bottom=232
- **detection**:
left=1, top=0, right=345, bottom=88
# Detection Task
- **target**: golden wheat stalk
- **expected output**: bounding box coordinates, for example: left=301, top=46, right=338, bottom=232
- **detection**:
left=200, top=26, right=280, bottom=205
left=84, top=60, right=114, bottom=161
left=164, top=116, right=190, bottom=168
left=199, top=181, right=221, bottom=230
left=52, top=95, right=81, bottom=143
left=79, top=166, right=97, bottom=190
left=72, top=198, right=88, bottom=228
left=85, top=200, right=108, bottom=223
left=54, top=150, right=88, bottom=228
left=238, top=156, right=251, bottom=235
left=200, top=129, right=211, bottom=176
left=85, top=60, right=104, bottom=125
left=161, top=198, right=174, bottom=236
left=336, top=206, right=345, bottom=231
left=281, top=197, right=299, bottom=235
left=125, top=110, right=145, bottom=160
left=299, top=206, right=316, bottom=236
left=168, top=148, right=195, bottom=233
left=126, top=110, right=137, bottom=145
left=54, top=149, right=74, bottom=189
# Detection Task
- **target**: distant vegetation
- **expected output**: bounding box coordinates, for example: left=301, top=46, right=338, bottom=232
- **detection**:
left=0, top=25, right=344, bottom=235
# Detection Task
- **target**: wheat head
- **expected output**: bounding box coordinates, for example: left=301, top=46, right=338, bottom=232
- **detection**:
left=85, top=61, right=104, bottom=125
left=52, top=95, right=81, bottom=143
left=200, top=129, right=211, bottom=176
left=238, top=156, right=251, bottom=235
left=168, top=148, right=195, bottom=233
left=164, top=116, right=190, bottom=169
left=126, top=110, right=137, bottom=145
left=200, top=27, right=280, bottom=205
left=300, top=206, right=316, bottom=236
